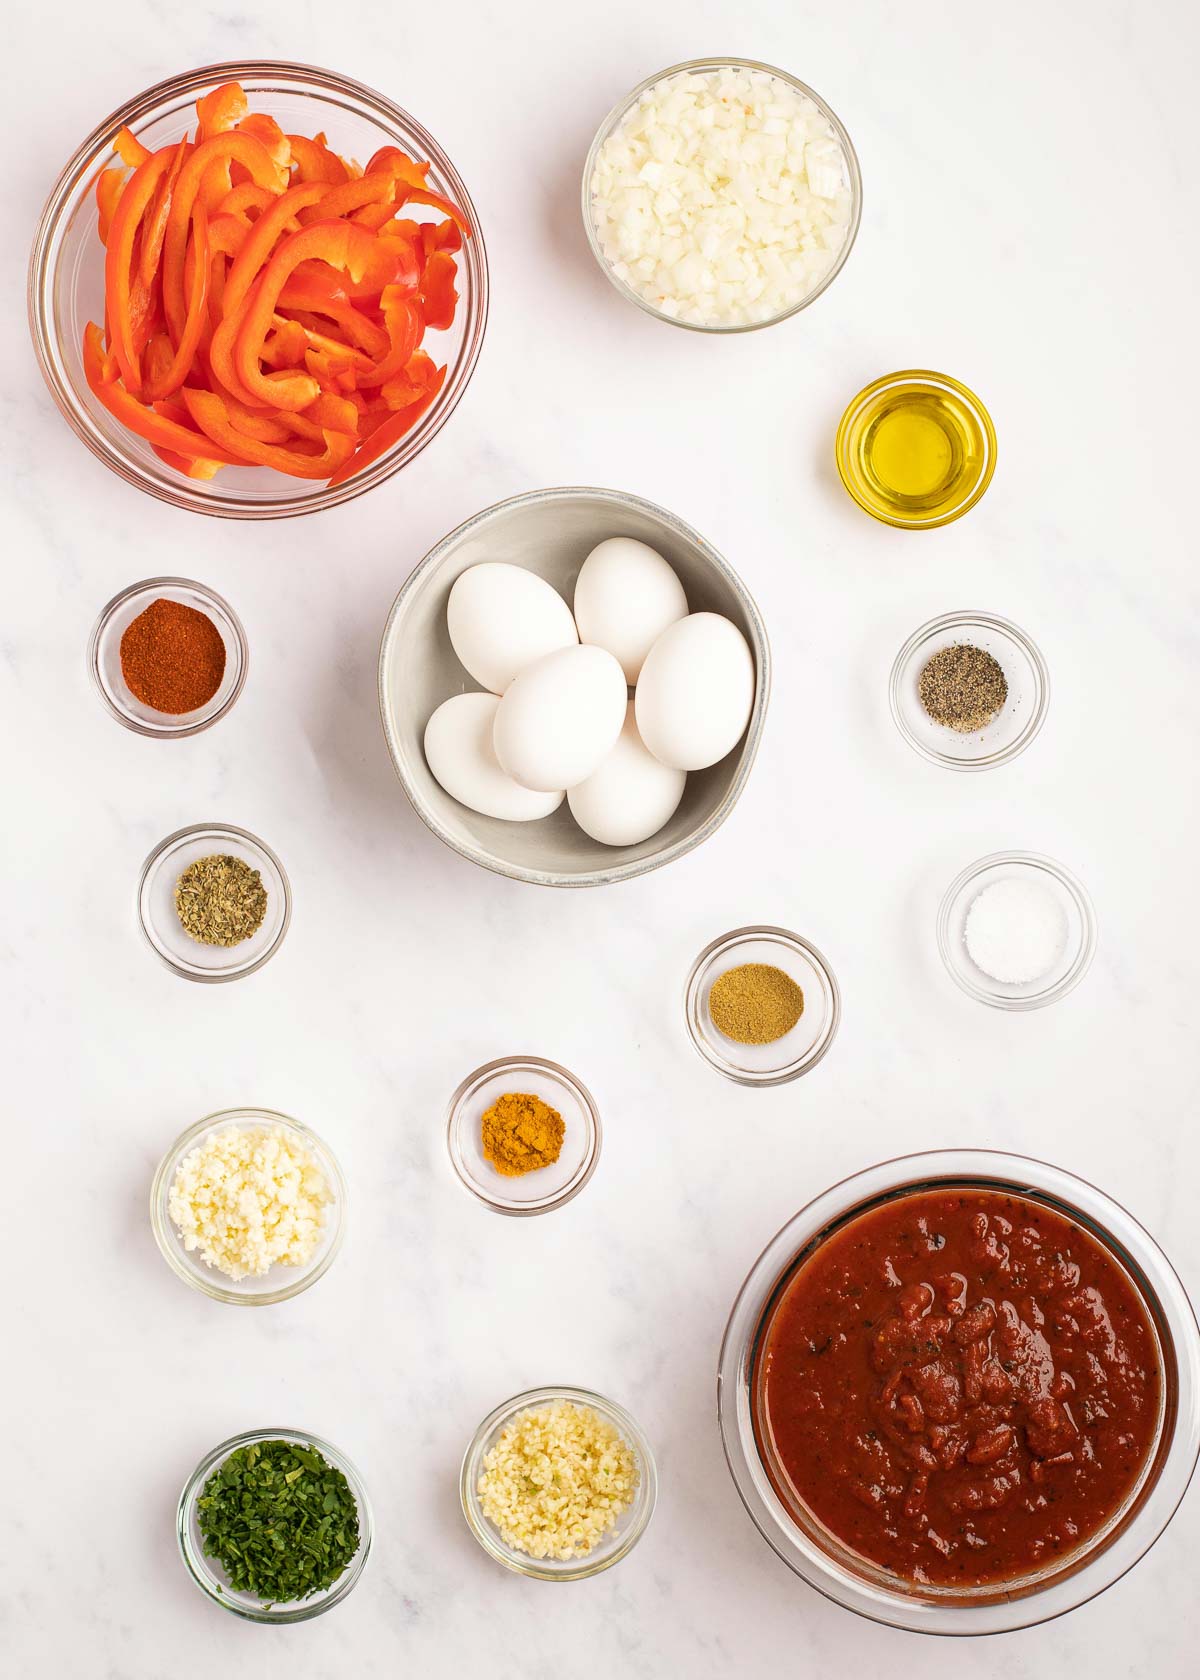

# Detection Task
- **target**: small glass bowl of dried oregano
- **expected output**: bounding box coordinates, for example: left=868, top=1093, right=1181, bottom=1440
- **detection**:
left=685, top=926, right=841, bottom=1086
left=178, top=1428, right=372, bottom=1621
left=889, top=610, right=1050, bottom=771
left=136, top=821, right=292, bottom=982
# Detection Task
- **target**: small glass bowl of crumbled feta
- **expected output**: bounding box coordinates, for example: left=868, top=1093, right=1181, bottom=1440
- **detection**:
left=150, top=1108, right=347, bottom=1305
left=583, top=58, right=861, bottom=331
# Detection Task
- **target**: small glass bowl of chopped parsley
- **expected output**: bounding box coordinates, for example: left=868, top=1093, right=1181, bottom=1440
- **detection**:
left=178, top=1429, right=372, bottom=1621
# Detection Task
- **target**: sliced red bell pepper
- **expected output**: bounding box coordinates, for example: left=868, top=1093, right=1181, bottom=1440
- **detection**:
left=233, top=220, right=375, bottom=410
left=419, top=250, right=458, bottom=330
left=287, top=132, right=349, bottom=184
left=145, top=203, right=210, bottom=400
left=182, top=387, right=356, bottom=478
left=105, top=145, right=175, bottom=391
left=217, top=181, right=276, bottom=219
left=139, top=138, right=188, bottom=289
left=237, top=112, right=291, bottom=169
left=83, top=322, right=245, bottom=462
left=421, top=217, right=463, bottom=258
left=196, top=81, right=248, bottom=139
left=152, top=444, right=224, bottom=479
left=357, top=288, right=422, bottom=386
left=95, top=167, right=126, bottom=244
left=300, top=173, right=394, bottom=224
left=326, top=362, right=446, bottom=486
left=114, top=126, right=151, bottom=167
left=161, top=133, right=288, bottom=341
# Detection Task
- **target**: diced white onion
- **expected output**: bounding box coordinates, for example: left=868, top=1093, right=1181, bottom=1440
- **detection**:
left=590, top=66, right=853, bottom=327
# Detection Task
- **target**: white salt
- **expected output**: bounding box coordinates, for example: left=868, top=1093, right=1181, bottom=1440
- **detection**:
left=964, top=878, right=1068, bottom=984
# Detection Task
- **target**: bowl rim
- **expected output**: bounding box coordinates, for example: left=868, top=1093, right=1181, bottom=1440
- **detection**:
left=27, top=58, right=488, bottom=520
left=150, top=1106, right=347, bottom=1305
left=717, top=1147, right=1200, bottom=1635
left=889, top=609, right=1051, bottom=772
left=937, top=850, right=1097, bottom=1010
left=459, top=1384, right=658, bottom=1579
left=683, top=924, right=842, bottom=1085
left=177, top=1425, right=372, bottom=1619
left=136, top=820, right=293, bottom=983
left=445, top=1055, right=602, bottom=1215
left=377, top=484, right=771, bottom=888
left=581, top=56, right=863, bottom=333
left=835, top=369, right=997, bottom=529
left=88, top=575, right=249, bottom=738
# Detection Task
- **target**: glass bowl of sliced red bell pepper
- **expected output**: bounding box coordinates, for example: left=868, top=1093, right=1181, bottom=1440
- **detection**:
left=29, top=61, right=488, bottom=518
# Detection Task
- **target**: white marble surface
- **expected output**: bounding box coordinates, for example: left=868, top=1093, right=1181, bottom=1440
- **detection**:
left=4, top=0, right=1198, bottom=1673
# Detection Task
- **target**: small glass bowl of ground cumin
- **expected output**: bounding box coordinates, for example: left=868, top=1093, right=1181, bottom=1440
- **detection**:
left=89, top=577, right=248, bottom=737
left=889, top=610, right=1049, bottom=771
left=137, top=822, right=291, bottom=982
left=685, top=927, right=841, bottom=1085
left=446, top=1057, right=602, bottom=1215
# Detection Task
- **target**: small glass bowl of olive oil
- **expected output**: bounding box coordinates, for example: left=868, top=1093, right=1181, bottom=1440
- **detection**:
left=835, top=370, right=996, bottom=529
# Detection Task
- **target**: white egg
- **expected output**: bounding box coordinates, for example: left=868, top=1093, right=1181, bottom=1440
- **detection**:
left=424, top=694, right=564, bottom=821
left=573, top=537, right=689, bottom=683
left=493, top=645, right=628, bottom=792
left=635, top=612, right=755, bottom=771
left=568, top=700, right=686, bottom=847
left=447, top=563, right=577, bottom=694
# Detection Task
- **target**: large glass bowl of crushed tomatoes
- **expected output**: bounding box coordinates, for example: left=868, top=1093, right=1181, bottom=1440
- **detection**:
left=28, top=61, right=487, bottom=519
left=718, top=1150, right=1200, bottom=1634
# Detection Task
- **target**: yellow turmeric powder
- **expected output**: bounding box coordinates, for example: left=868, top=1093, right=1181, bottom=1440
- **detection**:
left=481, top=1091, right=565, bottom=1177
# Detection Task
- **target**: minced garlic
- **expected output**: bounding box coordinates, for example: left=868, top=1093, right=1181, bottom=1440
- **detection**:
left=477, top=1400, right=639, bottom=1560
left=168, top=1124, right=332, bottom=1281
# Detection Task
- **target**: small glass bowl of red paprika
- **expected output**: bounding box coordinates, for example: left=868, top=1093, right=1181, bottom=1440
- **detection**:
left=89, top=576, right=248, bottom=736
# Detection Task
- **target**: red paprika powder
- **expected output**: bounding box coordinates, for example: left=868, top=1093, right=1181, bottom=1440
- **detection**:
left=119, top=597, right=226, bottom=714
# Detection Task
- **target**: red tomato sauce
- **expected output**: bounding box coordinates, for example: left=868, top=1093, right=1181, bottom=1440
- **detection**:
left=754, top=1189, right=1161, bottom=1588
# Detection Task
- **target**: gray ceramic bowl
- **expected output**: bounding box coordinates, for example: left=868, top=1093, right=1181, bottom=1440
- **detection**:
left=379, top=487, right=770, bottom=887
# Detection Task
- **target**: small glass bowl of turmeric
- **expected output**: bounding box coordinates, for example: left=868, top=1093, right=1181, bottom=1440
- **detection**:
left=685, top=926, right=841, bottom=1086
left=446, top=1057, right=602, bottom=1216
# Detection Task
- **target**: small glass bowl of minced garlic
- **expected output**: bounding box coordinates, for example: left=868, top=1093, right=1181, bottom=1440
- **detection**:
left=889, top=610, right=1050, bottom=771
left=685, top=926, right=841, bottom=1085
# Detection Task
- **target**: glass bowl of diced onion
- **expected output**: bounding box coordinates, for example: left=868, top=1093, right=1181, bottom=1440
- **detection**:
left=582, top=58, right=862, bottom=333
left=28, top=60, right=488, bottom=519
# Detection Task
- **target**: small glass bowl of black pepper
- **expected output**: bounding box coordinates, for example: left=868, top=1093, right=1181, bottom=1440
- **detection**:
left=137, top=822, right=291, bottom=982
left=89, top=576, right=248, bottom=738
left=685, top=927, right=841, bottom=1085
left=178, top=1427, right=373, bottom=1622
left=889, top=610, right=1049, bottom=770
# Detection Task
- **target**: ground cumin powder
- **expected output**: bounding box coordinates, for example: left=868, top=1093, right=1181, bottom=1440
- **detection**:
left=708, top=963, right=804, bottom=1045
left=481, top=1092, right=565, bottom=1177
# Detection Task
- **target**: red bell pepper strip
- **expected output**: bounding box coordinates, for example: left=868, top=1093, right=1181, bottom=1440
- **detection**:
left=327, top=362, right=446, bottom=485
left=161, top=133, right=288, bottom=341
left=288, top=132, right=350, bottom=184
left=419, top=250, right=458, bottom=330
left=95, top=167, right=126, bottom=244
left=357, top=288, right=422, bottom=386
left=138, top=138, right=188, bottom=289
left=237, top=112, right=291, bottom=169
left=197, top=81, right=248, bottom=140
left=114, top=126, right=151, bottom=167
left=182, top=387, right=356, bottom=479
left=301, top=173, right=394, bottom=224
left=105, top=146, right=175, bottom=391
left=262, top=318, right=309, bottom=368
left=152, top=444, right=224, bottom=479
left=83, top=322, right=245, bottom=463
left=216, top=181, right=276, bottom=219
left=145, top=204, right=210, bottom=400
left=422, top=217, right=463, bottom=258
left=233, top=220, right=375, bottom=410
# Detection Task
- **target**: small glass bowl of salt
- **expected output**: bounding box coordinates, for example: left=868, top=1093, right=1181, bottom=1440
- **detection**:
left=937, top=852, right=1097, bottom=1010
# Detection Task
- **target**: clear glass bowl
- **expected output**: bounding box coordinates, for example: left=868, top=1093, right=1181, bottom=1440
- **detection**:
left=718, top=1148, right=1200, bottom=1635
left=89, top=576, right=248, bottom=736
left=582, top=58, right=861, bottom=333
left=151, top=1108, right=346, bottom=1305
left=938, top=851, right=1097, bottom=1010
left=460, top=1385, right=657, bottom=1580
left=137, top=821, right=291, bottom=982
left=446, top=1057, right=601, bottom=1215
left=178, top=1427, right=371, bottom=1619
left=890, top=610, right=1049, bottom=771
left=28, top=60, right=488, bottom=519
left=685, top=927, right=841, bottom=1085
left=836, top=370, right=997, bottom=528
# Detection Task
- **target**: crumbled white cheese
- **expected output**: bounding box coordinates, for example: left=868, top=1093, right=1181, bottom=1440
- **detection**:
left=590, top=67, right=854, bottom=327
left=168, top=1124, right=333, bottom=1281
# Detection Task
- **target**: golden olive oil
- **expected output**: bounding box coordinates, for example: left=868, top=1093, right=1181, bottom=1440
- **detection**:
left=835, top=371, right=996, bottom=528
